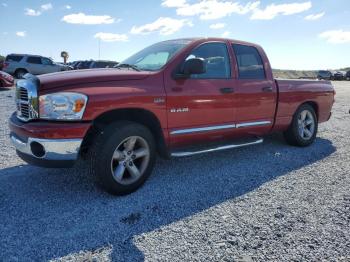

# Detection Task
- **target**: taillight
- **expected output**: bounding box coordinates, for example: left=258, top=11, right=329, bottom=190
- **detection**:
left=3, top=62, right=9, bottom=68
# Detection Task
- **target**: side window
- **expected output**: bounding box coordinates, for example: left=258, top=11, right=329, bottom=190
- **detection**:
left=27, top=56, right=42, bottom=64
left=6, top=55, right=23, bottom=62
left=41, top=57, right=53, bottom=65
left=185, top=42, right=230, bottom=79
left=232, top=44, right=265, bottom=79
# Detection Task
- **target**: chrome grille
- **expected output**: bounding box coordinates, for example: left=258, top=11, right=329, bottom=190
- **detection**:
left=15, top=74, right=39, bottom=121
left=19, top=87, right=28, bottom=101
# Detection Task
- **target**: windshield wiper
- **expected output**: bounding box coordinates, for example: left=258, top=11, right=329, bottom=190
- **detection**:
left=115, top=63, right=141, bottom=71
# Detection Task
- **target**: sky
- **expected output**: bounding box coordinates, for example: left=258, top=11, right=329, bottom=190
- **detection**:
left=0, top=0, right=349, bottom=70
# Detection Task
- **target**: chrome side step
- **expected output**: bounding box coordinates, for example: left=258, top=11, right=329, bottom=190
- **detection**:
left=171, top=137, right=264, bottom=157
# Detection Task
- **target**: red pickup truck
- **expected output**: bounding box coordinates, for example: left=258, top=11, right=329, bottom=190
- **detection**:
left=9, top=38, right=335, bottom=195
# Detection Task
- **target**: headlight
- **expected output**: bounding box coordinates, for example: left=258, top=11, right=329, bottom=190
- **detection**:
left=39, top=92, right=88, bottom=120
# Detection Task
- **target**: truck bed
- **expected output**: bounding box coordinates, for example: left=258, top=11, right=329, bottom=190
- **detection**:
left=273, top=78, right=334, bottom=131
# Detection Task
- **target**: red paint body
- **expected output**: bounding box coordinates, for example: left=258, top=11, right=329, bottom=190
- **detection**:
left=0, top=71, right=14, bottom=87
left=9, top=38, right=335, bottom=153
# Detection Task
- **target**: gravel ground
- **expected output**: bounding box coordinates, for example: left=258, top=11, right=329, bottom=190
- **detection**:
left=0, top=82, right=349, bottom=261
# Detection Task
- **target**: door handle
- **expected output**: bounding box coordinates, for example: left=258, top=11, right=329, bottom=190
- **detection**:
left=262, top=86, right=273, bottom=92
left=220, top=87, right=235, bottom=94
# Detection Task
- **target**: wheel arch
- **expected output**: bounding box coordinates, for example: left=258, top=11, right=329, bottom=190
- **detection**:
left=81, top=108, right=170, bottom=159
left=14, top=68, right=29, bottom=75
left=300, top=101, right=319, bottom=120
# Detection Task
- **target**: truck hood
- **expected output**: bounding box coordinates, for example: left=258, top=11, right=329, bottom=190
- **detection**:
left=38, top=68, right=151, bottom=90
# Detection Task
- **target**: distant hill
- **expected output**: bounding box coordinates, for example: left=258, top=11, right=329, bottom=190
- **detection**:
left=273, top=69, right=317, bottom=79
left=273, top=68, right=350, bottom=79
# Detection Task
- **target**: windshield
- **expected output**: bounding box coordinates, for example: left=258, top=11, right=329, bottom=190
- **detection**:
left=120, top=39, right=194, bottom=71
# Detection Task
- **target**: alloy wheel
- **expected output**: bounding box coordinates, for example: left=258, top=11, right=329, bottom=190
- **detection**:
left=110, top=136, right=150, bottom=185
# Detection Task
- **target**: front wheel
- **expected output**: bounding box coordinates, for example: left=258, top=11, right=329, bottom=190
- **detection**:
left=284, top=104, right=318, bottom=147
left=88, top=121, right=156, bottom=195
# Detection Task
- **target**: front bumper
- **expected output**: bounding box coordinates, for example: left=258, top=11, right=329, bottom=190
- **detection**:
left=9, top=113, right=91, bottom=168
left=10, top=134, right=82, bottom=167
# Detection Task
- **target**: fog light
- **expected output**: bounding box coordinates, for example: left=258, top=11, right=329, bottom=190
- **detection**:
left=30, top=141, right=45, bottom=158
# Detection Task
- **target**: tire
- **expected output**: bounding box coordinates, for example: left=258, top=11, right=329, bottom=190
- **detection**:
left=88, top=121, right=156, bottom=195
left=15, top=69, right=28, bottom=79
left=284, top=104, right=318, bottom=147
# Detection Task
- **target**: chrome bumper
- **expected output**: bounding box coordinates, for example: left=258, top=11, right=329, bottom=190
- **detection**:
left=10, top=135, right=82, bottom=161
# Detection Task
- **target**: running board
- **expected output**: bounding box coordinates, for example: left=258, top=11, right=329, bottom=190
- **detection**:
left=171, top=137, right=264, bottom=157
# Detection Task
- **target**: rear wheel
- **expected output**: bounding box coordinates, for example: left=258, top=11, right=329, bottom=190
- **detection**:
left=284, top=104, right=318, bottom=147
left=15, top=69, right=28, bottom=79
left=88, top=121, right=156, bottom=195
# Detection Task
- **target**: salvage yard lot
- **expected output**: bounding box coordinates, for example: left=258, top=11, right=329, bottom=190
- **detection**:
left=0, top=82, right=349, bottom=261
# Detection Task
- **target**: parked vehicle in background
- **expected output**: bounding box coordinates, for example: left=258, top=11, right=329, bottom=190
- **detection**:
left=70, top=61, right=82, bottom=69
left=55, top=62, right=74, bottom=71
left=332, top=71, right=345, bottom=81
left=3, top=54, right=72, bottom=79
left=317, top=70, right=332, bottom=80
left=75, top=60, right=93, bottom=70
left=0, top=70, right=14, bottom=87
left=89, top=60, right=118, bottom=69
left=346, top=71, right=350, bottom=80
left=9, top=38, right=335, bottom=195
left=74, top=60, right=119, bottom=69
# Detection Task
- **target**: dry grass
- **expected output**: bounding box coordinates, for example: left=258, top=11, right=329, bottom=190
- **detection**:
left=273, top=69, right=317, bottom=79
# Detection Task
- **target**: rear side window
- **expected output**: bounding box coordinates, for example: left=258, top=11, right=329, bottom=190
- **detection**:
left=6, top=55, right=23, bottom=62
left=27, top=56, right=42, bottom=64
left=232, top=44, right=265, bottom=79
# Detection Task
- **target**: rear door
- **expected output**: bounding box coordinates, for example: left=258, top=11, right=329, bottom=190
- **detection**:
left=230, top=43, right=277, bottom=135
left=26, top=56, right=43, bottom=75
left=165, top=41, right=236, bottom=147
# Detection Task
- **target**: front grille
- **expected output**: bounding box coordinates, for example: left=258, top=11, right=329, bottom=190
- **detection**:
left=19, top=103, right=29, bottom=118
left=19, top=87, right=28, bottom=101
left=15, top=75, right=39, bottom=121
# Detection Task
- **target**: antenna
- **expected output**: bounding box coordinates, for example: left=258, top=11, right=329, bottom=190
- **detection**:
left=98, top=38, right=101, bottom=60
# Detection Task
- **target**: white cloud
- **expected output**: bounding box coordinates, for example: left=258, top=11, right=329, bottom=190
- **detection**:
left=62, top=13, right=115, bottom=24
left=94, top=32, right=128, bottom=42
left=25, top=8, right=41, bottom=16
left=319, top=30, right=350, bottom=44
left=16, top=31, right=26, bottom=37
left=161, top=0, right=187, bottom=8
left=210, top=22, right=225, bottom=29
left=41, top=3, right=52, bottom=11
left=24, top=3, right=52, bottom=16
left=65, top=5, right=71, bottom=9
left=130, top=17, right=193, bottom=35
left=305, top=12, right=324, bottom=21
left=251, top=1, right=312, bottom=20
left=162, top=0, right=259, bottom=20
left=221, top=31, right=230, bottom=37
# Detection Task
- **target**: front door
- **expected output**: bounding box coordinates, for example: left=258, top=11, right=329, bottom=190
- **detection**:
left=164, top=42, right=236, bottom=148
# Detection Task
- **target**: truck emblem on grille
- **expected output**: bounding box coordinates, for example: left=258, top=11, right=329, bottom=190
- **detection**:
left=170, top=108, right=189, bottom=113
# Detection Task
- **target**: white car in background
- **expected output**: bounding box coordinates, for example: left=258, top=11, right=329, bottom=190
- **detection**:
left=3, top=54, right=71, bottom=79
